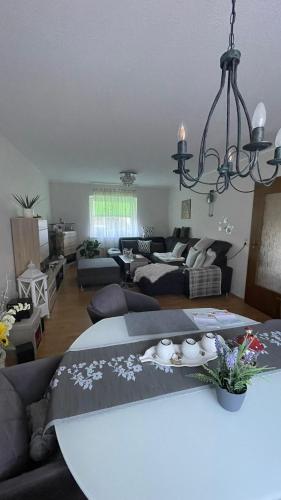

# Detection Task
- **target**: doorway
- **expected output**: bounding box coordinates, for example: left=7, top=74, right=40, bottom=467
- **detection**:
left=245, top=177, right=281, bottom=317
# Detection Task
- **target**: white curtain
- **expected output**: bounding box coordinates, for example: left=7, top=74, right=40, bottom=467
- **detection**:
left=89, top=188, right=138, bottom=248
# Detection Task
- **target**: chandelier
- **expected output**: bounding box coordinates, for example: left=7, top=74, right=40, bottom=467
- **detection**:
left=120, top=171, right=137, bottom=188
left=172, top=0, right=281, bottom=194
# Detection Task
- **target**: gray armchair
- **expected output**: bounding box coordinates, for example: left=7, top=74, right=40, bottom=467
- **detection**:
left=0, top=357, right=86, bottom=500
left=87, top=283, right=161, bottom=324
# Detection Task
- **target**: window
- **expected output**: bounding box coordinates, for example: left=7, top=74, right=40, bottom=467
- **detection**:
left=89, top=189, right=138, bottom=247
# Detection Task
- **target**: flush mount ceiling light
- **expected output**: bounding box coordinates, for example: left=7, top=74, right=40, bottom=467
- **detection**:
left=172, top=0, right=281, bottom=194
left=120, top=171, right=137, bottom=188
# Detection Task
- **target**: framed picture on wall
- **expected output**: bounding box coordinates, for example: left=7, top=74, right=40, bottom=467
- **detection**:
left=181, top=199, right=191, bottom=219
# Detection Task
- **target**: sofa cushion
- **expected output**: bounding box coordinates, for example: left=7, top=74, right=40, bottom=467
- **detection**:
left=185, top=247, right=201, bottom=268
left=192, top=250, right=207, bottom=268
left=209, top=240, right=232, bottom=266
left=203, top=249, right=217, bottom=267
left=150, top=241, right=165, bottom=254
left=137, top=240, right=151, bottom=254
left=194, top=237, right=215, bottom=252
left=27, top=398, right=57, bottom=463
left=165, top=237, right=178, bottom=252
left=179, top=227, right=190, bottom=241
left=0, top=371, right=29, bottom=480
left=171, top=242, right=187, bottom=258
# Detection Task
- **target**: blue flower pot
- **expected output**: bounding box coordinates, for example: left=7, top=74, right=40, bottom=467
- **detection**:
left=216, top=386, right=246, bottom=412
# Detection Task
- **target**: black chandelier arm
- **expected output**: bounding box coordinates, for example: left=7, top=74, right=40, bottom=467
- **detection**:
left=230, top=60, right=243, bottom=174
left=229, top=177, right=255, bottom=193
left=198, top=64, right=227, bottom=174
left=249, top=159, right=279, bottom=185
left=226, top=71, right=231, bottom=153
left=233, top=65, right=252, bottom=137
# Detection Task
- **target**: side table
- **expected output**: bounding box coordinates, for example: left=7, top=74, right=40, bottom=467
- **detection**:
left=9, top=307, right=42, bottom=357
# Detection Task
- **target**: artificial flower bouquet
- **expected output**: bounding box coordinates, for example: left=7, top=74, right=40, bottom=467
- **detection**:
left=0, top=302, right=31, bottom=349
left=193, top=334, right=269, bottom=394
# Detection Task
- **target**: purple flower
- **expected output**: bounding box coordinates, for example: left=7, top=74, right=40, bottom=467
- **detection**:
left=243, top=350, right=257, bottom=365
left=215, top=335, right=224, bottom=355
left=225, top=347, right=238, bottom=370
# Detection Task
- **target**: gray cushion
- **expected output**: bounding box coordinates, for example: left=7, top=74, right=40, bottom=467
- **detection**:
left=27, top=399, right=57, bottom=463
left=0, top=372, right=29, bottom=480
left=194, top=237, right=215, bottom=252
left=203, top=249, right=217, bottom=267
left=171, top=242, right=187, bottom=258
left=89, top=284, right=128, bottom=318
left=137, top=240, right=151, bottom=254
left=192, top=250, right=207, bottom=268
left=185, top=247, right=201, bottom=267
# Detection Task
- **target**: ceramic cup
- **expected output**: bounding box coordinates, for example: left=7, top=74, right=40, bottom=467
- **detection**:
left=181, top=338, right=200, bottom=358
left=156, top=339, right=175, bottom=361
left=201, top=332, right=216, bottom=353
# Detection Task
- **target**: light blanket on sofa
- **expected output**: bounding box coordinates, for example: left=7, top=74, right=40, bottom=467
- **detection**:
left=133, top=263, right=179, bottom=283
left=187, top=265, right=222, bottom=299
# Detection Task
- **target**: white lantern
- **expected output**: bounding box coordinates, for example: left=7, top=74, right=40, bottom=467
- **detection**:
left=17, top=262, right=49, bottom=318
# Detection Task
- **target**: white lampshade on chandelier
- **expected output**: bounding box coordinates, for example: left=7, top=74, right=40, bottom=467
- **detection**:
left=172, top=0, right=281, bottom=194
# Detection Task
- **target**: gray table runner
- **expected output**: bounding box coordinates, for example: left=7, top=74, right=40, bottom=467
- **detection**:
left=125, top=309, right=199, bottom=336
left=46, top=323, right=281, bottom=429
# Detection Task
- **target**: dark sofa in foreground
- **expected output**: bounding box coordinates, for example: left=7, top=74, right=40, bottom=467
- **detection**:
left=0, top=357, right=85, bottom=500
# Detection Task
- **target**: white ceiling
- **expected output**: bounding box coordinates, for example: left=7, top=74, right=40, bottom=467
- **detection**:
left=0, top=0, right=280, bottom=186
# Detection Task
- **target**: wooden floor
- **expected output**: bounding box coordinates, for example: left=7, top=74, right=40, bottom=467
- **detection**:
left=38, top=264, right=270, bottom=358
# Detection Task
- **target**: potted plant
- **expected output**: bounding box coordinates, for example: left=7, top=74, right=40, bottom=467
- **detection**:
left=77, top=239, right=101, bottom=259
left=193, top=335, right=270, bottom=412
left=12, top=194, right=40, bottom=218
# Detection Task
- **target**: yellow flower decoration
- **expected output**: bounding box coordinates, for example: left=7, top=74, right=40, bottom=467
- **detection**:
left=0, top=322, right=8, bottom=336
left=0, top=322, right=9, bottom=348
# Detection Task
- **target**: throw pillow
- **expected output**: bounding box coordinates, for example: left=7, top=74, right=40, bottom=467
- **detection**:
left=27, top=398, right=57, bottom=463
left=185, top=247, right=201, bottom=267
left=0, top=371, right=29, bottom=480
left=203, top=249, right=217, bottom=267
left=192, top=250, right=207, bottom=269
left=137, top=240, right=151, bottom=254
left=194, top=237, right=215, bottom=252
left=171, top=242, right=187, bottom=258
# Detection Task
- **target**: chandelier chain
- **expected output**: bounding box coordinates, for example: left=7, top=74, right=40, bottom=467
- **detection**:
left=228, top=0, right=236, bottom=49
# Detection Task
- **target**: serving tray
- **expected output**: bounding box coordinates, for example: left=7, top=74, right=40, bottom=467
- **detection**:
left=139, top=336, right=224, bottom=368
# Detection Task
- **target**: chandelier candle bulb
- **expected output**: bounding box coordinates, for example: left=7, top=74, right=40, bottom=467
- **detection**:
left=251, top=102, right=267, bottom=128
left=177, top=123, right=187, bottom=154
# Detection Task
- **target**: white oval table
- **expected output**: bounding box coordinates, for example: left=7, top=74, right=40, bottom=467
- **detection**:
left=55, top=309, right=281, bottom=500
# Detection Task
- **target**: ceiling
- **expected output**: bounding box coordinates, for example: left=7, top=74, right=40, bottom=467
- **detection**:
left=0, top=0, right=280, bottom=186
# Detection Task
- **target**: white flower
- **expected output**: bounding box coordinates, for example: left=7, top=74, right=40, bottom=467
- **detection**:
left=13, top=305, right=19, bottom=312
left=18, top=303, right=23, bottom=311
left=7, top=309, right=16, bottom=315
left=27, top=304, right=31, bottom=310
left=2, top=314, right=16, bottom=325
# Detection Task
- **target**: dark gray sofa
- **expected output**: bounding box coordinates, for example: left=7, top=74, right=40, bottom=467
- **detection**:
left=0, top=357, right=86, bottom=500
left=136, top=238, right=233, bottom=296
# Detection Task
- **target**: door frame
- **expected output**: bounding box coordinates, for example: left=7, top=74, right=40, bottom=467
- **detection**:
left=245, top=177, right=281, bottom=318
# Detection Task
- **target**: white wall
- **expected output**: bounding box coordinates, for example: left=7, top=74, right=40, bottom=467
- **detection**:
left=49, top=182, right=170, bottom=242
left=0, top=134, right=50, bottom=298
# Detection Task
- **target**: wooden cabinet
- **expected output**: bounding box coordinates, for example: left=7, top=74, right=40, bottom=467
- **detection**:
left=11, top=218, right=49, bottom=277
left=55, top=231, right=78, bottom=257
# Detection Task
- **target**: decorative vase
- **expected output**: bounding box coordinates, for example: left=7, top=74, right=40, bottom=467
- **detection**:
left=216, top=386, right=246, bottom=412
left=0, top=347, right=6, bottom=369
left=23, top=208, right=34, bottom=218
